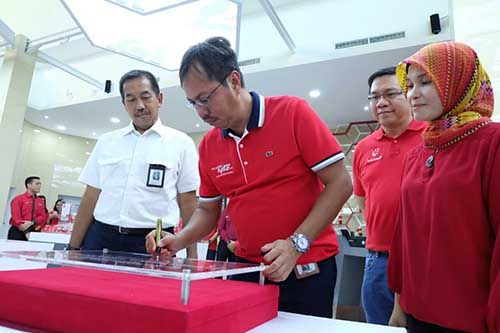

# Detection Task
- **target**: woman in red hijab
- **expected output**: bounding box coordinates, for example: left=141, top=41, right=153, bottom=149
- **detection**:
left=388, top=41, right=500, bottom=333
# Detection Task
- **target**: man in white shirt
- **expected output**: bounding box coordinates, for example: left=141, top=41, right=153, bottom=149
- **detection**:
left=68, top=70, right=200, bottom=256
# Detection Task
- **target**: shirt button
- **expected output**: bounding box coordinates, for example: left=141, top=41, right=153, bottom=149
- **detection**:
left=243, top=161, right=248, bottom=166
left=393, top=140, right=398, bottom=143
left=239, top=144, right=244, bottom=148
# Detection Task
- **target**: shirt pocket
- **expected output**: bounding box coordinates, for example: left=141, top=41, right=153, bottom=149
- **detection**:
left=97, top=156, right=128, bottom=189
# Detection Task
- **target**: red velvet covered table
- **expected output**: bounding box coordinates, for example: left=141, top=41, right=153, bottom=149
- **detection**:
left=0, top=266, right=278, bottom=332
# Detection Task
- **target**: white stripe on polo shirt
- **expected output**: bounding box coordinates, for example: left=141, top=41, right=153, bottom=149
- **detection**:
left=257, top=94, right=265, bottom=127
left=310, top=151, right=345, bottom=172
left=198, top=194, right=224, bottom=203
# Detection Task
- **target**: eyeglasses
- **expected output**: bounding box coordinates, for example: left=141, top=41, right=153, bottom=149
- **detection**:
left=185, top=72, right=231, bottom=110
left=367, top=91, right=403, bottom=103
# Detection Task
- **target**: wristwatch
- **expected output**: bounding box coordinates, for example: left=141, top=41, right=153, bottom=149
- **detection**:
left=290, top=233, right=311, bottom=254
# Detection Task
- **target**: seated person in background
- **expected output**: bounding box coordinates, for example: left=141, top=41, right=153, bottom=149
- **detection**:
left=47, top=199, right=65, bottom=225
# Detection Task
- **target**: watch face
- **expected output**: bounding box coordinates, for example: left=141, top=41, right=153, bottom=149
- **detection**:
left=297, top=237, right=308, bottom=250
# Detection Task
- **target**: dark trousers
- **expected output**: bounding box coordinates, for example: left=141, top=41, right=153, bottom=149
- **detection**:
left=7, top=226, right=27, bottom=241
left=216, top=239, right=236, bottom=262
left=231, top=255, right=337, bottom=318
left=406, top=314, right=468, bottom=333
left=82, top=219, right=173, bottom=254
left=206, top=248, right=217, bottom=260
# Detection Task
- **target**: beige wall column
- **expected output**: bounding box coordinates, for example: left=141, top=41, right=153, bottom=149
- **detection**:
left=0, top=35, right=37, bottom=230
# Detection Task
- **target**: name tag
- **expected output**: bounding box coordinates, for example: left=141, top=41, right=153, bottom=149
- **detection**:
left=147, top=164, right=166, bottom=188
left=294, top=262, right=320, bottom=279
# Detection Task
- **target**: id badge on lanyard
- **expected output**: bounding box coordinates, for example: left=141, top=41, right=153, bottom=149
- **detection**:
left=147, top=164, right=166, bottom=188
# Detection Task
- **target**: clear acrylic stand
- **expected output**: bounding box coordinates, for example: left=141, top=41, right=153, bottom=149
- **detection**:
left=0, top=250, right=266, bottom=304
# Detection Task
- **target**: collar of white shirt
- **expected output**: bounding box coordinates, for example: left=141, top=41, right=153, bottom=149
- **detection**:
left=121, top=118, right=164, bottom=137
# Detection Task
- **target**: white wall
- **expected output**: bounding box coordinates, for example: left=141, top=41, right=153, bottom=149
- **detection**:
left=11, top=121, right=96, bottom=211
left=453, top=0, right=500, bottom=120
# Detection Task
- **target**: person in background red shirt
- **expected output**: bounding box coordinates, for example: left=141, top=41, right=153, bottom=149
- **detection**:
left=216, top=208, right=237, bottom=262
left=388, top=41, right=499, bottom=333
left=353, top=66, right=425, bottom=325
left=47, top=199, right=65, bottom=225
left=203, top=227, right=218, bottom=260
left=8, top=176, right=48, bottom=241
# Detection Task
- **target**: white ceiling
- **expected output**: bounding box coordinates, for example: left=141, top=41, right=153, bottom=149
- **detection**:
left=24, top=45, right=423, bottom=138
left=0, top=0, right=453, bottom=139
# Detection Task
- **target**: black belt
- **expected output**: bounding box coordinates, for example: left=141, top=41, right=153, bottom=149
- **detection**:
left=368, top=250, right=389, bottom=257
left=94, top=220, right=174, bottom=236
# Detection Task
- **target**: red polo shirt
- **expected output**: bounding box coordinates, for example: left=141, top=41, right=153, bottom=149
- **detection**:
left=198, top=92, right=344, bottom=264
left=352, top=120, right=426, bottom=252
left=388, top=122, right=500, bottom=332
left=9, top=192, right=48, bottom=229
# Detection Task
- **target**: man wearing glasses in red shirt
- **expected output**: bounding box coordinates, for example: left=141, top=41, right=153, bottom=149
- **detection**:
left=147, top=36, right=352, bottom=318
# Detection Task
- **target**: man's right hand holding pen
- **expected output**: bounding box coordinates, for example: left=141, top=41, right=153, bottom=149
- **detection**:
left=145, top=229, right=182, bottom=258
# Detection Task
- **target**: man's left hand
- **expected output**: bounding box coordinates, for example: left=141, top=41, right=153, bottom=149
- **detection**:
left=261, top=239, right=301, bottom=282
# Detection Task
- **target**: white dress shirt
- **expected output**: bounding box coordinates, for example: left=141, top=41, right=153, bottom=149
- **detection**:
left=79, top=119, right=200, bottom=228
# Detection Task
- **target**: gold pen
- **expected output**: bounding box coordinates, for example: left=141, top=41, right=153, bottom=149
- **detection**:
left=155, top=218, right=162, bottom=260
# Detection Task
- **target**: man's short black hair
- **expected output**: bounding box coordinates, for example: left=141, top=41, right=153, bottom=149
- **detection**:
left=367, top=67, right=397, bottom=92
left=25, top=176, right=40, bottom=188
left=119, top=70, right=160, bottom=102
left=179, top=36, right=244, bottom=88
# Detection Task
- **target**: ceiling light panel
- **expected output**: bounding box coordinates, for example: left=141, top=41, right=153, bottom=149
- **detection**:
left=309, top=89, right=320, bottom=98
left=105, top=0, right=195, bottom=15
left=61, top=0, right=241, bottom=70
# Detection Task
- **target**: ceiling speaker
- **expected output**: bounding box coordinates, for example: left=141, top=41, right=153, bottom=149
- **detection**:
left=104, top=80, right=112, bottom=94
left=430, top=14, right=441, bottom=34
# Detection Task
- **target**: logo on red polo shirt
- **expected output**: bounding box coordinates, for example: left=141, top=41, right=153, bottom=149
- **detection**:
left=212, top=163, right=234, bottom=178
left=367, top=147, right=382, bottom=163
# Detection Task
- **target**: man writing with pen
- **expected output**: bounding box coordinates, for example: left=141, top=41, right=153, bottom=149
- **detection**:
left=146, top=37, right=352, bottom=318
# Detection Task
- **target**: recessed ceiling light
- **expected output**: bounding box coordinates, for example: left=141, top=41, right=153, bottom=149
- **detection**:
left=92, top=132, right=97, bottom=136
left=195, top=123, right=200, bottom=128
left=44, top=115, right=49, bottom=119
left=110, top=117, right=121, bottom=123
left=364, top=105, right=369, bottom=111
left=58, top=136, right=62, bottom=140
left=309, top=89, right=321, bottom=98
left=85, top=152, right=91, bottom=155
left=18, top=130, right=23, bottom=133
left=86, top=141, right=89, bottom=145
left=33, top=129, right=41, bottom=133
left=57, top=125, right=66, bottom=131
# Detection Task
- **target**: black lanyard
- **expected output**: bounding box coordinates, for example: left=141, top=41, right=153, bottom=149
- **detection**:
left=31, top=195, right=36, bottom=223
